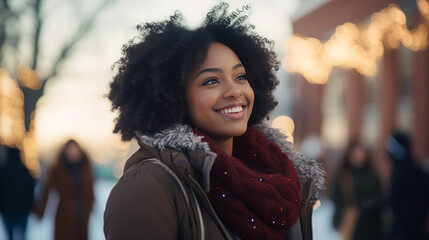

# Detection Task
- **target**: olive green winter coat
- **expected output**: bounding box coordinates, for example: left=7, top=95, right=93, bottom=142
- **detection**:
left=104, top=124, right=325, bottom=240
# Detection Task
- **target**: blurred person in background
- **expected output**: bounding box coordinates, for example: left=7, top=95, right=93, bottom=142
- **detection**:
left=386, top=132, right=429, bottom=240
left=34, top=139, right=94, bottom=240
left=103, top=3, right=325, bottom=240
left=330, top=139, right=385, bottom=240
left=0, top=145, right=35, bottom=240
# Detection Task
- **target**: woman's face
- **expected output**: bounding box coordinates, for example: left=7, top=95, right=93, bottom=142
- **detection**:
left=186, top=42, right=254, bottom=140
left=65, top=142, right=83, bottom=163
left=350, top=145, right=367, bottom=167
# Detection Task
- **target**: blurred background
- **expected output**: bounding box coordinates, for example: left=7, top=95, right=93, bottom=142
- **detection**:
left=0, top=0, right=428, bottom=239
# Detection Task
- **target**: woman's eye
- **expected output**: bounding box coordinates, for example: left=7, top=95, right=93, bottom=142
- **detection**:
left=236, top=74, right=247, bottom=81
left=202, top=78, right=219, bottom=86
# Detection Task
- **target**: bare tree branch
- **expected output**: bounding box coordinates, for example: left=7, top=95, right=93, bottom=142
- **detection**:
left=0, top=0, right=30, bottom=69
left=15, top=0, right=117, bottom=130
left=42, top=0, right=116, bottom=82
left=1, top=0, right=118, bottom=130
left=1, top=0, right=11, bottom=12
left=0, top=0, right=13, bottom=65
left=31, top=0, right=43, bottom=70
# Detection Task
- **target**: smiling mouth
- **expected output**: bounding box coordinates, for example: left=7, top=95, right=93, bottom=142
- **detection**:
left=218, top=105, right=243, bottom=114
left=215, top=105, right=246, bottom=119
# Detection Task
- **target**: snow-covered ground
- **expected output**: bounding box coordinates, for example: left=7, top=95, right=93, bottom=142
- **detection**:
left=313, top=197, right=340, bottom=240
left=0, top=179, right=339, bottom=240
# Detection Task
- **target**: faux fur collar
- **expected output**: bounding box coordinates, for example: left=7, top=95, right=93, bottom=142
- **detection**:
left=136, top=122, right=325, bottom=201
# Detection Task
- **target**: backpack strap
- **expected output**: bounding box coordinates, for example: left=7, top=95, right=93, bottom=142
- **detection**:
left=125, top=158, right=205, bottom=240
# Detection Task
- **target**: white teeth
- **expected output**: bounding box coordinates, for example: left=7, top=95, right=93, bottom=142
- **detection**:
left=219, top=106, right=243, bottom=114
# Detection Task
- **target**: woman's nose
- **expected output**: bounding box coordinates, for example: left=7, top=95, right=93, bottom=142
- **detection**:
left=223, top=80, right=242, bottom=99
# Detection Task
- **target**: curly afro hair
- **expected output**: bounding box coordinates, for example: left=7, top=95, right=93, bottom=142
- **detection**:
left=108, top=3, right=280, bottom=141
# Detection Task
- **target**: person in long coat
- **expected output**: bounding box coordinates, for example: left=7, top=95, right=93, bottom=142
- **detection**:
left=330, top=139, right=385, bottom=240
left=386, top=132, right=429, bottom=240
left=34, top=139, right=95, bottom=240
left=0, top=145, right=35, bottom=240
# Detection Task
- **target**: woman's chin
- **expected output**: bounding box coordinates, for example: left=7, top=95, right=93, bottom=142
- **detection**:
left=230, top=126, right=248, bottom=137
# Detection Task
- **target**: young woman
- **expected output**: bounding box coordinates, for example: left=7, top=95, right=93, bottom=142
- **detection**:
left=104, top=3, right=324, bottom=240
left=35, top=140, right=95, bottom=240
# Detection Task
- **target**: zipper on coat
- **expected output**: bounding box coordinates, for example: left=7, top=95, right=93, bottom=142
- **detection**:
left=300, top=177, right=315, bottom=240
left=191, top=189, right=205, bottom=240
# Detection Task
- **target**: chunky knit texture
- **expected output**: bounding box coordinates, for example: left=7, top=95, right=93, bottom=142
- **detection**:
left=194, top=127, right=302, bottom=240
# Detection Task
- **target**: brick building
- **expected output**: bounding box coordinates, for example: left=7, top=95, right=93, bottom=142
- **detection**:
left=288, top=0, right=429, bottom=184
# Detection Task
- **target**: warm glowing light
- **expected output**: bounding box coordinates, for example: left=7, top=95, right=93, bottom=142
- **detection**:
left=272, top=115, right=295, bottom=143
left=283, top=36, right=332, bottom=84
left=419, top=0, right=429, bottom=15
left=0, top=69, right=26, bottom=148
left=284, top=0, right=429, bottom=84
left=16, top=63, right=42, bottom=90
left=0, top=69, right=41, bottom=177
left=104, top=135, right=131, bottom=163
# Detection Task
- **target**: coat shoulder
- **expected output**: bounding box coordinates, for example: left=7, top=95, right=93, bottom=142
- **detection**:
left=104, top=160, right=187, bottom=240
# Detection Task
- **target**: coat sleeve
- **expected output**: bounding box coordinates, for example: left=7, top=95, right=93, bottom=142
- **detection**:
left=104, top=163, right=181, bottom=240
left=330, top=173, right=344, bottom=230
left=33, top=164, right=58, bottom=218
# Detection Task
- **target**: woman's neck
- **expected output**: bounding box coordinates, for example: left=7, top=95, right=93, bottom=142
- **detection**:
left=212, top=137, right=233, bottom=156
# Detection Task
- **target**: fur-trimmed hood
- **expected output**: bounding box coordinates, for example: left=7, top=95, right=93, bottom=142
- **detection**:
left=136, top=122, right=325, bottom=201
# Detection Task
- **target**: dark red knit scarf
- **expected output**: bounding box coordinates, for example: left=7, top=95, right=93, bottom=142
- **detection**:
left=193, top=127, right=302, bottom=240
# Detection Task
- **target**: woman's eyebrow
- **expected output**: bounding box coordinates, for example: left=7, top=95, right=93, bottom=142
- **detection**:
left=233, top=63, right=244, bottom=70
left=194, top=63, right=244, bottom=79
left=194, top=68, right=222, bottom=79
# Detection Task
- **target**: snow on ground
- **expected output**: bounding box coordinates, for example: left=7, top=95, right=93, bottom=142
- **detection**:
left=0, top=180, right=339, bottom=240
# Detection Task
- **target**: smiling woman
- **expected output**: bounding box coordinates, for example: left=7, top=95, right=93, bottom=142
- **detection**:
left=104, top=3, right=325, bottom=240
left=186, top=43, right=254, bottom=155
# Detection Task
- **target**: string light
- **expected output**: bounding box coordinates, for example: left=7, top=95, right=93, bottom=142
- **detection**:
left=0, top=68, right=40, bottom=177
left=284, top=0, right=429, bottom=84
left=16, top=62, right=42, bottom=90
left=272, top=115, right=295, bottom=143
left=0, top=69, right=25, bottom=148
